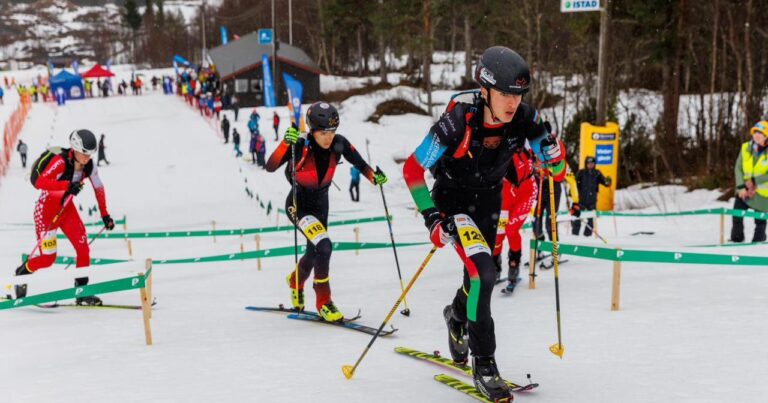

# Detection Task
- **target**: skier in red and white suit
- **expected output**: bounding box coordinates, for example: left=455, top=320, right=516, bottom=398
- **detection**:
left=492, top=148, right=537, bottom=290
left=14, top=129, right=115, bottom=305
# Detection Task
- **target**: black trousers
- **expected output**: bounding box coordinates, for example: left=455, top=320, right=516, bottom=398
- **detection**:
left=730, top=197, right=767, bottom=242
left=571, top=202, right=596, bottom=236
left=434, top=185, right=501, bottom=357
left=285, top=189, right=333, bottom=301
left=533, top=180, right=562, bottom=241
left=349, top=181, right=360, bottom=202
left=20, top=153, right=26, bottom=168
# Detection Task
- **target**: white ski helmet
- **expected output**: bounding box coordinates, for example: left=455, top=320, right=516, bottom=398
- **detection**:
left=69, top=129, right=98, bottom=156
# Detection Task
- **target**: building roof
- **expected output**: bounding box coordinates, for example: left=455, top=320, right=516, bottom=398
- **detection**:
left=208, top=32, right=322, bottom=79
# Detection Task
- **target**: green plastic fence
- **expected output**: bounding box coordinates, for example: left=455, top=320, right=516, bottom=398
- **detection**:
left=151, top=241, right=429, bottom=264
left=57, top=215, right=391, bottom=240
left=531, top=239, right=768, bottom=266
left=0, top=269, right=149, bottom=310
left=3, top=215, right=126, bottom=228
left=21, top=254, right=130, bottom=266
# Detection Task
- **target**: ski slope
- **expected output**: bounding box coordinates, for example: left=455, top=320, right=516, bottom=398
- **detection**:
left=1, top=90, right=767, bottom=403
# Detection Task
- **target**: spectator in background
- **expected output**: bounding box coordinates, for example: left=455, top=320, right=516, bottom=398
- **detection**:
left=232, top=128, right=243, bottom=158
left=273, top=111, right=280, bottom=141
left=101, top=80, right=110, bottom=97
left=98, top=134, right=110, bottom=166
left=256, top=132, right=266, bottom=168
left=151, top=76, right=159, bottom=91
left=349, top=166, right=360, bottom=202
left=17, top=140, right=28, bottom=168
left=731, top=120, right=768, bottom=243
left=248, top=108, right=260, bottom=135
left=0, top=85, right=4, bottom=104
left=221, top=115, right=230, bottom=143
left=214, top=94, right=222, bottom=119
left=249, top=129, right=258, bottom=165
left=231, top=94, right=239, bottom=121
left=84, top=80, right=92, bottom=98
left=572, top=156, right=611, bottom=236
left=135, top=76, right=143, bottom=95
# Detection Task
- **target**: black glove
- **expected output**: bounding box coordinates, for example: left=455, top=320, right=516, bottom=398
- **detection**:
left=66, top=181, right=83, bottom=196
left=570, top=203, right=581, bottom=217
left=102, top=215, right=115, bottom=231
left=605, top=177, right=613, bottom=186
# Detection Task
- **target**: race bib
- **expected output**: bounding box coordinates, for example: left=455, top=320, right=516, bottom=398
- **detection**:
left=40, top=230, right=57, bottom=255
left=454, top=214, right=491, bottom=257
left=298, top=216, right=329, bottom=244
left=496, top=211, right=509, bottom=234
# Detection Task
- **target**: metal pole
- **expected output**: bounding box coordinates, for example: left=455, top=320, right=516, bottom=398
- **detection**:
left=596, top=0, right=610, bottom=125
left=271, top=0, right=279, bottom=105
left=289, top=0, right=293, bottom=45
left=201, top=0, right=207, bottom=66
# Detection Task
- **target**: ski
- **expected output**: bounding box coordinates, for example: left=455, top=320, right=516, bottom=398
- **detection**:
left=434, top=374, right=509, bottom=402
left=286, top=312, right=396, bottom=337
left=539, top=259, right=569, bottom=270
left=39, top=298, right=157, bottom=310
left=245, top=304, right=362, bottom=323
left=394, top=347, right=537, bottom=392
left=500, top=277, right=521, bottom=295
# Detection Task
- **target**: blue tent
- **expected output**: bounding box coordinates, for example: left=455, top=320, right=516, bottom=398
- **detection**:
left=50, top=70, right=85, bottom=100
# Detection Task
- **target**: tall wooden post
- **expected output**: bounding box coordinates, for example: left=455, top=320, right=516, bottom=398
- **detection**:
left=719, top=214, right=725, bottom=245
left=212, top=220, right=217, bottom=243
left=145, top=258, right=153, bottom=319
left=528, top=248, right=537, bottom=289
left=255, top=235, right=262, bottom=271
left=611, top=258, right=622, bottom=311
left=596, top=0, right=611, bottom=125
left=139, top=269, right=153, bottom=346
left=354, top=226, right=360, bottom=255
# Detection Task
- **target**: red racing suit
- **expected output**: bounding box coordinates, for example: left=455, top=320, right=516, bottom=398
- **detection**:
left=27, top=148, right=109, bottom=271
left=493, top=148, right=538, bottom=257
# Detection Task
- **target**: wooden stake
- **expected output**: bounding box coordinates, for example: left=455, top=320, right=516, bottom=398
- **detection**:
left=139, top=271, right=153, bottom=346
left=719, top=214, right=725, bottom=245
left=212, top=220, right=217, bottom=243
left=255, top=235, right=262, bottom=271
left=145, top=258, right=153, bottom=319
left=127, top=239, right=133, bottom=259
left=240, top=234, right=244, bottom=258
left=612, top=214, right=618, bottom=237
left=593, top=217, right=599, bottom=239
left=528, top=247, right=536, bottom=289
left=354, top=226, right=360, bottom=255
left=611, top=258, right=622, bottom=311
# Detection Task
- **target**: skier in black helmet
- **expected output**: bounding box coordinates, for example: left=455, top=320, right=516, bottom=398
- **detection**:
left=403, top=46, right=565, bottom=401
left=266, top=102, right=387, bottom=322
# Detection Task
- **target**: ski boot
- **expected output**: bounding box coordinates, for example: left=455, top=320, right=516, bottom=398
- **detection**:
left=505, top=250, right=521, bottom=293
left=74, top=277, right=103, bottom=306
left=318, top=301, right=343, bottom=322
left=492, top=254, right=502, bottom=283
left=443, top=304, right=469, bottom=364
left=13, top=262, right=32, bottom=299
left=472, top=355, right=512, bottom=402
left=286, top=273, right=305, bottom=311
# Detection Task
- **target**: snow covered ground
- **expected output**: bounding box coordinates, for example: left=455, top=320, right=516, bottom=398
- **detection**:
left=1, top=88, right=767, bottom=403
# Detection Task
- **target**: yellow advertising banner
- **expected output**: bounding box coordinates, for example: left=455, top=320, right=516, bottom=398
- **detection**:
left=579, top=122, right=620, bottom=211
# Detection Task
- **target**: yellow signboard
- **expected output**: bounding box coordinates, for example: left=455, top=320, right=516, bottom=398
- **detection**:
left=579, top=122, right=620, bottom=211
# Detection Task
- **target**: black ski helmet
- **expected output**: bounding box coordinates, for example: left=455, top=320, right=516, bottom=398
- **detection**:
left=305, top=102, right=340, bottom=132
left=586, top=156, right=596, bottom=164
left=474, top=46, right=530, bottom=95
left=69, top=129, right=97, bottom=155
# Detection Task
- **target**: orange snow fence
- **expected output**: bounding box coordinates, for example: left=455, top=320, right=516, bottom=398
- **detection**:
left=0, top=93, right=32, bottom=180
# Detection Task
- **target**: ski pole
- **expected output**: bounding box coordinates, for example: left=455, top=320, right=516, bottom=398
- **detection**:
left=342, top=246, right=437, bottom=379
left=25, top=195, right=73, bottom=263
left=529, top=173, right=545, bottom=285
left=63, top=225, right=107, bottom=270
left=584, top=219, right=608, bottom=244
left=291, top=140, right=300, bottom=299
left=547, top=175, right=565, bottom=358
left=375, top=165, right=410, bottom=316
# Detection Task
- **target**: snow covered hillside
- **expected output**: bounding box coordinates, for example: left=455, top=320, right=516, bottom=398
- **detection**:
left=1, top=87, right=767, bottom=402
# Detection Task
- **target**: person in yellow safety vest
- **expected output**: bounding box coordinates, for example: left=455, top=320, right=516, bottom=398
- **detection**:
left=731, top=120, right=768, bottom=243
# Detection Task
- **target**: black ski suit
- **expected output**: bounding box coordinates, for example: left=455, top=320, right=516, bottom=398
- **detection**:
left=403, top=92, right=553, bottom=357
left=266, top=134, right=375, bottom=309
left=572, top=167, right=609, bottom=236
